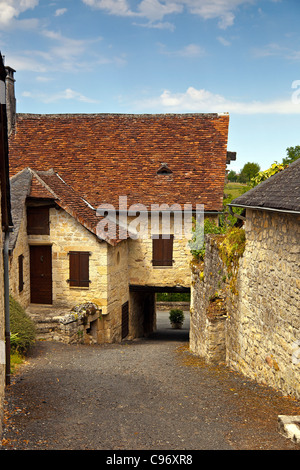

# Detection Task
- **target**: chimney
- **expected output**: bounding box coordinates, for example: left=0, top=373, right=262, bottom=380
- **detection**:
left=5, top=66, right=16, bottom=136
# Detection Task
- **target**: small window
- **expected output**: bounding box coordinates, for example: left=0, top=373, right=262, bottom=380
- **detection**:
left=18, top=254, right=24, bottom=292
left=27, top=206, right=50, bottom=235
left=157, top=163, right=172, bottom=175
left=152, top=235, right=174, bottom=266
left=68, top=251, right=90, bottom=287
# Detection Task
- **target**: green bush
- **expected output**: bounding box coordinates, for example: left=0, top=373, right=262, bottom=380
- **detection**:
left=9, top=296, right=36, bottom=353
left=156, top=292, right=190, bottom=302
left=169, top=309, right=185, bottom=325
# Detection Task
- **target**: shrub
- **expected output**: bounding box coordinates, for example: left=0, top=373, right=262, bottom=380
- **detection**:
left=9, top=296, right=36, bottom=353
left=169, top=309, right=185, bottom=325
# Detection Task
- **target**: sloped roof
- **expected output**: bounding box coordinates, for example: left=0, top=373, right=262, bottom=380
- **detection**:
left=230, top=158, right=300, bottom=213
left=8, top=112, right=230, bottom=212
left=9, top=168, right=124, bottom=248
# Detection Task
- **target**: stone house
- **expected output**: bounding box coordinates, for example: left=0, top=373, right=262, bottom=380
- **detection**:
left=6, top=69, right=234, bottom=344
left=0, top=56, right=13, bottom=435
left=190, top=159, right=300, bottom=399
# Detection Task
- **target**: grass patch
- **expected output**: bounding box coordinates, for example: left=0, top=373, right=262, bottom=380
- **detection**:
left=9, top=296, right=36, bottom=355
left=10, top=350, right=26, bottom=374
left=224, top=183, right=250, bottom=200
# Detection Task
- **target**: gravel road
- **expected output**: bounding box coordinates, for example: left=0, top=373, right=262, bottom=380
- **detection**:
left=1, top=312, right=300, bottom=452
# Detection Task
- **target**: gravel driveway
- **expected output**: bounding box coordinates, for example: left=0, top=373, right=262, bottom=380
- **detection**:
left=1, top=312, right=300, bottom=451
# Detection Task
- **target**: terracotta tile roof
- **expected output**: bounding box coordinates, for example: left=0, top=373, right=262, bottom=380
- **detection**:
left=30, top=169, right=123, bottom=245
left=8, top=113, right=230, bottom=212
left=9, top=168, right=123, bottom=247
left=230, top=158, right=300, bottom=213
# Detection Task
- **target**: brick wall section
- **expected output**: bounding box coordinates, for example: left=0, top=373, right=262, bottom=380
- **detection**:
left=190, top=210, right=300, bottom=399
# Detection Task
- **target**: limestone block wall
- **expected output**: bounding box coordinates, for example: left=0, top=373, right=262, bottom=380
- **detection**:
left=227, top=210, right=300, bottom=399
left=9, top=214, right=30, bottom=308
left=128, top=214, right=193, bottom=288
left=190, top=236, right=227, bottom=364
left=27, top=207, right=109, bottom=311
left=106, top=241, right=130, bottom=343
left=191, top=210, right=300, bottom=399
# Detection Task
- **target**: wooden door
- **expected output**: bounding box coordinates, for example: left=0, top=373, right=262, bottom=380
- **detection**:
left=30, top=245, right=52, bottom=304
left=122, top=301, right=129, bottom=339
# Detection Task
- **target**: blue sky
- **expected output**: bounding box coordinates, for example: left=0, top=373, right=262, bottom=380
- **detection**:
left=1, top=0, right=300, bottom=172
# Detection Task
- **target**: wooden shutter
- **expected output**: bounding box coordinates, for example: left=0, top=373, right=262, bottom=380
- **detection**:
left=18, top=254, right=24, bottom=292
left=69, top=251, right=90, bottom=287
left=152, top=235, right=174, bottom=266
left=27, top=206, right=50, bottom=235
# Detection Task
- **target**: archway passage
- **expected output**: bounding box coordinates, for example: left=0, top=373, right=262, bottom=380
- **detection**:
left=129, top=285, right=190, bottom=342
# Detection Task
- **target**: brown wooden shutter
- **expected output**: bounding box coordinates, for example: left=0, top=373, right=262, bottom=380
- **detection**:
left=69, top=251, right=90, bottom=287
left=27, top=206, right=50, bottom=235
left=152, top=235, right=174, bottom=266
left=18, top=254, right=24, bottom=292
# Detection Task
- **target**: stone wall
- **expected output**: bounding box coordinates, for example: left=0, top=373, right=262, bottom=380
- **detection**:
left=227, top=210, right=300, bottom=399
left=106, top=241, right=130, bottom=343
left=190, top=236, right=227, bottom=364
left=190, top=210, right=300, bottom=399
left=128, top=214, right=195, bottom=289
left=9, top=214, right=30, bottom=308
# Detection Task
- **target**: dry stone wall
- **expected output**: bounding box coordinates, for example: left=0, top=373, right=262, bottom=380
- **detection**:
left=190, top=210, right=300, bottom=399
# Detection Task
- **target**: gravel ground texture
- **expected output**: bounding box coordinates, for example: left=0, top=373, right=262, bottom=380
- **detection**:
left=1, top=312, right=300, bottom=452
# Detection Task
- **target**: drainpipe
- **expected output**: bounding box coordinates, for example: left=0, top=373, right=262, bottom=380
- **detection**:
left=3, top=229, right=10, bottom=386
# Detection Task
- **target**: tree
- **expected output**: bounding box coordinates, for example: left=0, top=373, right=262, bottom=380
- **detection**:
left=282, top=145, right=300, bottom=165
left=239, top=162, right=260, bottom=182
left=227, top=170, right=237, bottom=182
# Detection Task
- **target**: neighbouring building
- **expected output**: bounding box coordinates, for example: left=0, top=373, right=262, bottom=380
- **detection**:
left=7, top=68, right=235, bottom=344
left=191, top=159, right=300, bottom=399
left=0, top=56, right=13, bottom=436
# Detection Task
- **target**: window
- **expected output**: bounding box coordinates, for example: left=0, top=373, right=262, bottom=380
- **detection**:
left=27, top=206, right=50, bottom=235
left=152, top=235, right=174, bottom=266
left=18, top=254, right=24, bottom=292
left=68, top=251, right=90, bottom=287
left=157, top=163, right=172, bottom=175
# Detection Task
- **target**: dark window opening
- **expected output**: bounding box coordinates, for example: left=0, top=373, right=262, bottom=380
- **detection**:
left=157, top=163, right=172, bottom=175
left=18, top=254, right=24, bottom=292
left=152, top=235, right=174, bottom=266
left=27, top=206, right=50, bottom=235
left=122, top=301, right=129, bottom=339
left=68, top=251, right=90, bottom=288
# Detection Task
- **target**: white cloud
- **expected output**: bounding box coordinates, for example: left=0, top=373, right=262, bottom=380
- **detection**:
left=217, top=36, right=231, bottom=46
left=22, top=88, right=99, bottom=104
left=158, top=43, right=206, bottom=58
left=55, top=8, right=67, bottom=17
left=133, top=20, right=175, bottom=31
left=136, top=86, right=300, bottom=114
left=0, top=0, right=39, bottom=26
left=82, top=0, right=254, bottom=28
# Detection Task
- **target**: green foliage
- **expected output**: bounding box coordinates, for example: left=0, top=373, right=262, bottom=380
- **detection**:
left=282, top=145, right=300, bottom=165
left=189, top=218, right=226, bottom=261
left=156, top=292, right=190, bottom=302
left=169, top=309, right=185, bottom=324
left=227, top=170, right=237, bottom=182
left=239, top=162, right=261, bottom=183
left=219, top=227, right=246, bottom=270
left=250, top=161, right=288, bottom=188
left=9, top=296, right=36, bottom=353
